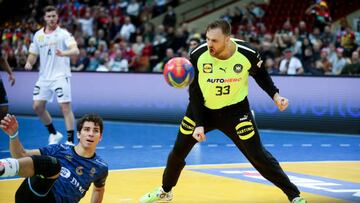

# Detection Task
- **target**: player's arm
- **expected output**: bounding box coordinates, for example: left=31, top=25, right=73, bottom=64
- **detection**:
left=189, top=48, right=206, bottom=127
left=249, top=52, right=288, bottom=111
left=91, top=170, right=108, bottom=203
left=0, top=114, right=41, bottom=158
left=0, top=56, right=15, bottom=86
left=25, top=53, right=38, bottom=70
left=56, top=44, right=80, bottom=57
left=90, top=185, right=105, bottom=203
left=189, top=49, right=206, bottom=142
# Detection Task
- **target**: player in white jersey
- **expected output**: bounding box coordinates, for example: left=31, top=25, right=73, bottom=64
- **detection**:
left=25, top=6, right=79, bottom=145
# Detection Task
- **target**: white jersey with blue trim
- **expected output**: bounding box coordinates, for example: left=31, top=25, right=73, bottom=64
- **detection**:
left=29, top=26, right=76, bottom=81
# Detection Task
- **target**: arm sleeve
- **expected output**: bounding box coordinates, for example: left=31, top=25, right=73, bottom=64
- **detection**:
left=189, top=53, right=205, bottom=126
left=93, top=169, right=108, bottom=187
left=64, top=30, right=77, bottom=48
left=29, top=34, right=39, bottom=55
left=249, top=52, right=279, bottom=99
left=39, top=144, right=62, bottom=156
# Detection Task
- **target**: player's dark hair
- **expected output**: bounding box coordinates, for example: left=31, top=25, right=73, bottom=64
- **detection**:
left=43, top=5, right=57, bottom=14
left=205, top=19, right=231, bottom=36
left=77, top=114, right=104, bottom=133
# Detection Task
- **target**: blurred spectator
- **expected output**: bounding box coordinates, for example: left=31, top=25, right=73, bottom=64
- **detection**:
left=297, top=21, right=309, bottom=42
left=96, top=53, right=110, bottom=72
left=247, top=1, right=265, bottom=20
left=72, top=48, right=90, bottom=72
left=265, top=58, right=279, bottom=74
left=126, top=0, right=140, bottom=25
left=14, top=40, right=28, bottom=69
left=109, top=49, right=129, bottom=72
left=341, top=50, right=360, bottom=75
left=77, top=9, right=94, bottom=37
left=330, top=47, right=347, bottom=75
left=118, top=16, right=136, bottom=41
left=153, top=0, right=167, bottom=17
left=306, top=0, right=331, bottom=32
left=188, top=37, right=200, bottom=53
left=279, top=49, right=304, bottom=75
left=118, top=40, right=136, bottom=69
left=163, top=6, right=177, bottom=29
left=339, top=26, right=357, bottom=57
left=353, top=17, right=360, bottom=32
left=260, top=41, right=275, bottom=61
left=309, top=27, right=322, bottom=45
left=321, top=25, right=335, bottom=47
left=314, top=48, right=332, bottom=75
left=86, top=37, right=98, bottom=56
left=87, top=50, right=101, bottom=71
left=153, top=48, right=175, bottom=72
left=301, top=47, right=317, bottom=74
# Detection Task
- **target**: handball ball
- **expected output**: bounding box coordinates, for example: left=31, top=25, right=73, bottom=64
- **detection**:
left=163, top=57, right=195, bottom=88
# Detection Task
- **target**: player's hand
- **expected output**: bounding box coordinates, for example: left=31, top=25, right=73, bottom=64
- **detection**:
left=56, top=49, right=64, bottom=56
left=8, top=73, right=15, bottom=86
left=0, top=114, right=19, bottom=136
left=273, top=93, right=289, bottom=112
left=24, top=62, right=33, bottom=70
left=192, top=126, right=206, bottom=142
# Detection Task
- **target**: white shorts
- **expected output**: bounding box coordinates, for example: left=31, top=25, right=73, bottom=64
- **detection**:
left=33, top=77, right=72, bottom=103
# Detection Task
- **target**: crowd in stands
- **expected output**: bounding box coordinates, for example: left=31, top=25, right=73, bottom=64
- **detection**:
left=1, top=0, right=359, bottom=75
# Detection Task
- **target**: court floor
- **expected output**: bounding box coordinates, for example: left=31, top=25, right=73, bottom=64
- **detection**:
left=1, top=117, right=360, bottom=202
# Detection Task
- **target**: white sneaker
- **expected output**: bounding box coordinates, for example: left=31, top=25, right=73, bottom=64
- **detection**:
left=48, top=132, right=63, bottom=145
left=140, top=186, right=173, bottom=203
left=65, top=141, right=74, bottom=146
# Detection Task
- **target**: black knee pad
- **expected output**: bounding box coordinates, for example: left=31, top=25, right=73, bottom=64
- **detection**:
left=31, top=155, right=61, bottom=178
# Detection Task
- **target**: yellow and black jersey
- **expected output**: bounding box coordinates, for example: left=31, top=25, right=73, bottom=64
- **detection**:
left=188, top=38, right=278, bottom=126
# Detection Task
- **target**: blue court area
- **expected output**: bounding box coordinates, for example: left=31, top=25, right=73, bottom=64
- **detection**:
left=1, top=116, right=359, bottom=169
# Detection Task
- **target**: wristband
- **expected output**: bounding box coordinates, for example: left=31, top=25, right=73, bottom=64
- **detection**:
left=9, top=131, right=18, bottom=140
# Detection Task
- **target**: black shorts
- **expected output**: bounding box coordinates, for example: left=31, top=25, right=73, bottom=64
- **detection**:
left=0, top=79, right=8, bottom=106
left=15, top=177, right=56, bottom=203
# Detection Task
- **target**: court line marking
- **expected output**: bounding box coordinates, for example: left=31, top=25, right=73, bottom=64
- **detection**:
left=1, top=160, right=360, bottom=182
left=2, top=142, right=359, bottom=153
left=16, top=116, right=360, bottom=137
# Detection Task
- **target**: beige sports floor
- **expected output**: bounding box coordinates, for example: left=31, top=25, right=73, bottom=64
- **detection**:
left=0, top=162, right=359, bottom=203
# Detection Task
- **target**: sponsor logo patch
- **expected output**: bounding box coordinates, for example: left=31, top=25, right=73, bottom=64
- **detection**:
left=203, top=63, right=213, bottom=73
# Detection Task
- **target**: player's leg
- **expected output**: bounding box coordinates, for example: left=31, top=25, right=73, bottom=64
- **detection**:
left=59, top=102, right=74, bottom=144
left=221, top=110, right=305, bottom=202
left=12, top=155, right=61, bottom=203
left=0, top=155, right=60, bottom=179
left=140, top=106, right=212, bottom=203
left=33, top=82, right=62, bottom=144
left=55, top=77, right=74, bottom=145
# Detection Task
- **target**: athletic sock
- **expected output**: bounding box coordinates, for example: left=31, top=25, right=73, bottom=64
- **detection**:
left=162, top=186, right=172, bottom=193
left=67, top=130, right=74, bottom=142
left=46, top=123, right=57, bottom=135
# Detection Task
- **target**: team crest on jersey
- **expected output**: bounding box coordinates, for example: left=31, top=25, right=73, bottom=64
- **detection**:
left=90, top=167, right=96, bottom=177
left=76, top=166, right=84, bottom=176
left=233, top=64, right=243, bottom=73
left=38, top=35, right=45, bottom=42
left=203, top=63, right=213, bottom=73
